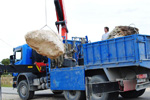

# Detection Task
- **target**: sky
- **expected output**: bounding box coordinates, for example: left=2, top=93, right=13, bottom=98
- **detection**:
left=0, top=0, right=150, bottom=61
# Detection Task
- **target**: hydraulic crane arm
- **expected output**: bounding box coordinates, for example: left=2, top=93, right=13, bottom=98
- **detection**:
left=54, top=0, right=68, bottom=39
left=0, top=0, right=69, bottom=75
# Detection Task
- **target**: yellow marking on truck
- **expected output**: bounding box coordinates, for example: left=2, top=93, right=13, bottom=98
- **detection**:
left=36, top=65, right=41, bottom=72
left=28, top=66, right=33, bottom=68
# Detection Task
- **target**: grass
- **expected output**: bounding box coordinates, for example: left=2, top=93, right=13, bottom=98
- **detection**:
left=1, top=73, right=12, bottom=77
left=1, top=84, right=12, bottom=87
left=1, top=75, right=12, bottom=77
left=1, top=74, right=13, bottom=87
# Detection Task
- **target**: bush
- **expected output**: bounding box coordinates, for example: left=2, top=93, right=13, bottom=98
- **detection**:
left=1, top=58, right=10, bottom=65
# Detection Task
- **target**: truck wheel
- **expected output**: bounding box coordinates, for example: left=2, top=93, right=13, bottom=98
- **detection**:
left=137, top=89, right=146, bottom=97
left=64, top=90, right=86, bottom=100
left=89, top=75, right=119, bottom=100
left=18, top=80, right=34, bottom=100
left=52, top=90, right=63, bottom=94
left=120, top=89, right=146, bottom=98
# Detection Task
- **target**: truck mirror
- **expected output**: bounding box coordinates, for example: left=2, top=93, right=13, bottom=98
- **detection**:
left=10, top=55, right=15, bottom=65
left=10, top=55, right=14, bottom=59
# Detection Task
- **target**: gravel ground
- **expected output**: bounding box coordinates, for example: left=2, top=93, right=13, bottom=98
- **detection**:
left=1, top=87, right=150, bottom=100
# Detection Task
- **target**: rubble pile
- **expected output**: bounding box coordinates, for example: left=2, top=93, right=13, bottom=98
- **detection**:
left=108, top=26, right=139, bottom=39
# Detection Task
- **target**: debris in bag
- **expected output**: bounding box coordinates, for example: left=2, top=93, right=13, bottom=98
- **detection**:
left=107, top=26, right=139, bottom=39
left=25, top=30, right=65, bottom=59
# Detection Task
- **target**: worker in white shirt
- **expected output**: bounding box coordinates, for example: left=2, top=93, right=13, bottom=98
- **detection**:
left=102, top=27, right=109, bottom=40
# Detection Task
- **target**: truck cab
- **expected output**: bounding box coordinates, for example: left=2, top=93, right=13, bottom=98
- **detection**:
left=13, top=44, right=32, bottom=65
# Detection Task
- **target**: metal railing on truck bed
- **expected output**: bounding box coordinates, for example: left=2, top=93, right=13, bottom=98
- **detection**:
left=83, top=34, right=150, bottom=70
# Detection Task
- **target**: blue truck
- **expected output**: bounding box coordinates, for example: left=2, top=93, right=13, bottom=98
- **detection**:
left=1, top=0, right=150, bottom=100
left=1, top=34, right=150, bottom=100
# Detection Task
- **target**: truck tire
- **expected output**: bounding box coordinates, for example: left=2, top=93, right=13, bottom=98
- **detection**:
left=18, top=80, right=34, bottom=100
left=120, top=89, right=146, bottom=98
left=89, top=75, right=119, bottom=100
left=52, top=90, right=63, bottom=94
left=64, top=91, right=86, bottom=100
left=137, top=89, right=146, bottom=97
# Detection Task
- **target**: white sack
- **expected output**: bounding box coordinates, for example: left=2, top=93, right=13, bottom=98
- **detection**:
left=25, top=30, right=65, bottom=59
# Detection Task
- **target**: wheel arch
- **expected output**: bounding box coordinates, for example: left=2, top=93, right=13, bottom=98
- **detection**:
left=17, top=73, right=37, bottom=89
left=17, top=75, right=28, bottom=85
left=85, top=68, right=109, bottom=80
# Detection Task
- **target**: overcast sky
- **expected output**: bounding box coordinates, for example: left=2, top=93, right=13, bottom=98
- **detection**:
left=0, top=0, right=150, bottom=61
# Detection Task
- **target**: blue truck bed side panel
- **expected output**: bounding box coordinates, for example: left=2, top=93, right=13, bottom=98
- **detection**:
left=83, top=34, right=150, bottom=70
left=50, top=66, right=85, bottom=90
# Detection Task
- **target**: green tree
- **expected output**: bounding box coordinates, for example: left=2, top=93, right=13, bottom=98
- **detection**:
left=1, top=58, right=10, bottom=65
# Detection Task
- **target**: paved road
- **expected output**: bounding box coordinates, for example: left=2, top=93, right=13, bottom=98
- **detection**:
left=1, top=87, right=150, bottom=100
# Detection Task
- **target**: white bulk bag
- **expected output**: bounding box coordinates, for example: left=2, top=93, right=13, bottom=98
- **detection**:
left=25, top=30, right=65, bottom=59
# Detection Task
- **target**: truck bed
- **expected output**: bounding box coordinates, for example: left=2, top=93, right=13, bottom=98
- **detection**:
left=83, top=34, right=150, bottom=70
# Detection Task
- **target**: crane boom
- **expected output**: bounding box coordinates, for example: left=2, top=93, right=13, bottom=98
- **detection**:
left=54, top=0, right=68, bottom=39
